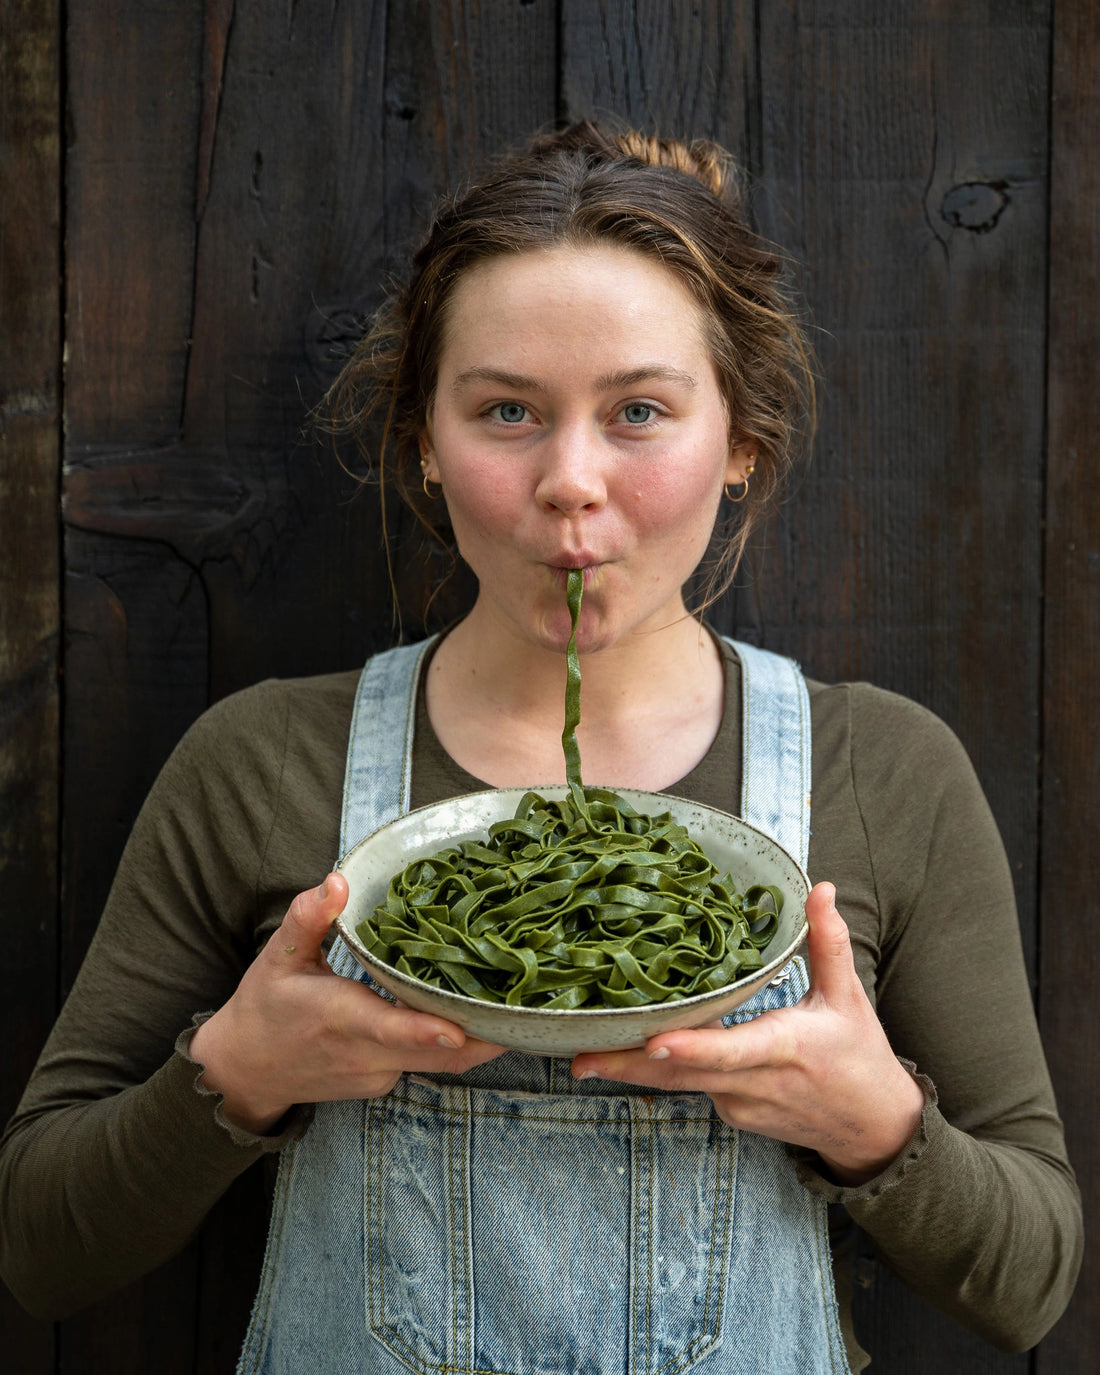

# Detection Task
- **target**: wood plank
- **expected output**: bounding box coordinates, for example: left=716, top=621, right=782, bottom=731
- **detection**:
left=60, top=0, right=208, bottom=967
left=64, top=0, right=203, bottom=444
left=561, top=0, right=756, bottom=172
left=0, top=0, right=61, bottom=1367
left=1036, top=1, right=1100, bottom=1370
left=57, top=3, right=207, bottom=1371
left=561, top=0, right=756, bottom=144
left=754, top=3, right=1048, bottom=973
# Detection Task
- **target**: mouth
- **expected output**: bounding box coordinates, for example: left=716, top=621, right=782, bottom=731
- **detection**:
left=546, top=560, right=601, bottom=588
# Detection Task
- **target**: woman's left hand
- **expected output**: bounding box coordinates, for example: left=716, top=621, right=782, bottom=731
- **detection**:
left=571, top=882, right=925, bottom=1185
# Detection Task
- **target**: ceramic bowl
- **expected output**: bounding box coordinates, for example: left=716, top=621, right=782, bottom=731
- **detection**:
left=334, top=787, right=809, bottom=1056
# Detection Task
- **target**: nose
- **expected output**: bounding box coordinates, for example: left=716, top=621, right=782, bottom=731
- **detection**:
left=534, top=425, right=607, bottom=517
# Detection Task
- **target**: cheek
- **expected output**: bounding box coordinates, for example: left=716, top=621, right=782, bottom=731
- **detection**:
left=443, top=467, right=524, bottom=543
left=624, top=449, right=725, bottom=533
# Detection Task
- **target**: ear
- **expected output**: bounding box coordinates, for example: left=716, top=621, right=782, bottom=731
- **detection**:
left=725, top=439, right=757, bottom=488
left=418, top=426, right=440, bottom=484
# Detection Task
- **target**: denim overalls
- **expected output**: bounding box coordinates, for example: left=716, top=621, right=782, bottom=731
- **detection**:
left=238, top=640, right=850, bottom=1375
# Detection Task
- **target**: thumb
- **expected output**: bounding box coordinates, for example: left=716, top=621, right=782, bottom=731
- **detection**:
left=274, top=872, right=349, bottom=966
left=803, top=881, right=858, bottom=1005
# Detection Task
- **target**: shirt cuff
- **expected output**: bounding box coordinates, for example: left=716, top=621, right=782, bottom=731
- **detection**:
left=791, top=1058, right=938, bottom=1203
left=176, top=1013, right=314, bottom=1151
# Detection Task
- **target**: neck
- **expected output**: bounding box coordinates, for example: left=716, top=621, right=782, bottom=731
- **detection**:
left=424, top=604, right=725, bottom=791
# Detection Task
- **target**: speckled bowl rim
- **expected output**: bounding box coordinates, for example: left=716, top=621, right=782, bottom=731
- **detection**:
left=334, top=786, right=809, bottom=1055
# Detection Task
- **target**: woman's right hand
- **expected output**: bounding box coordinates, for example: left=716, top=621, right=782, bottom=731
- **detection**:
left=189, top=873, right=507, bottom=1134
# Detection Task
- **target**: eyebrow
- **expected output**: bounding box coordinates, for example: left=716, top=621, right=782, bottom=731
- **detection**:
left=448, top=364, right=697, bottom=395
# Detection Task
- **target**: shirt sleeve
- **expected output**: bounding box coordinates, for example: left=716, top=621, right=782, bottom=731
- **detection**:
left=798, top=683, right=1082, bottom=1352
left=0, top=680, right=323, bottom=1319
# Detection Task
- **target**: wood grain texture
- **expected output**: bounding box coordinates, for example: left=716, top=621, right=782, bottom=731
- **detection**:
left=56, top=3, right=210, bottom=1367
left=561, top=0, right=756, bottom=153
left=0, top=1, right=61, bottom=1369
left=1036, top=1, right=1100, bottom=1369
left=750, top=3, right=1049, bottom=1009
left=64, top=1, right=203, bottom=443
left=61, top=0, right=207, bottom=954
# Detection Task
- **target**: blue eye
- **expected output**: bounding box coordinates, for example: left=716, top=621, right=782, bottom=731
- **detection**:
left=621, top=403, right=656, bottom=425
left=491, top=402, right=528, bottom=424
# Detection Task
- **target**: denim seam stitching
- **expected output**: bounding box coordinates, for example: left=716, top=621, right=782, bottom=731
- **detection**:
left=812, top=1190, right=851, bottom=1374
left=398, top=640, right=432, bottom=815
left=240, top=1135, right=300, bottom=1369
left=644, top=1109, right=654, bottom=1375
left=448, top=1096, right=459, bottom=1372
left=385, top=1092, right=714, bottom=1128
left=699, top=1125, right=725, bottom=1349
left=366, top=1099, right=382, bottom=1341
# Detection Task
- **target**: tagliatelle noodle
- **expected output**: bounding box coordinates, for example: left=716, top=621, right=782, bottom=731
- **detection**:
left=357, top=571, right=782, bottom=1008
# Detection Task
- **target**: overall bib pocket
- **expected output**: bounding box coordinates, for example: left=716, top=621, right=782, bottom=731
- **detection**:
left=364, top=1077, right=738, bottom=1375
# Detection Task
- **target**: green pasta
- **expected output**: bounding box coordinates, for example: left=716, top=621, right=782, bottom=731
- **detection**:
left=358, top=571, right=781, bottom=1008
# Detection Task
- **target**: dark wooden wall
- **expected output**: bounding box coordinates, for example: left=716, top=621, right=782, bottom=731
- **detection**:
left=2, top=1, right=1097, bottom=1371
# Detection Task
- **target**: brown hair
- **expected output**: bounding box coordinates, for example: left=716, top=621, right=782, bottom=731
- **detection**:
left=326, top=118, right=815, bottom=612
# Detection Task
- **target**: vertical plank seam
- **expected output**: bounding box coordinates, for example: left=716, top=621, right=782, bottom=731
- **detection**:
left=1033, top=0, right=1058, bottom=1052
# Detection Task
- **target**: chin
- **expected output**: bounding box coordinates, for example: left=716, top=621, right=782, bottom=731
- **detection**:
left=525, top=612, right=600, bottom=657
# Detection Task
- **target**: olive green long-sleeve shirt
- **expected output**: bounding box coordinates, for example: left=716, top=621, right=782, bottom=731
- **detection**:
left=0, top=643, right=1081, bottom=1369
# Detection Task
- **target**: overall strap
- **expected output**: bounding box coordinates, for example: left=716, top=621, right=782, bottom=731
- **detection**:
left=729, top=638, right=812, bottom=869
left=330, top=638, right=435, bottom=983
left=339, top=637, right=436, bottom=856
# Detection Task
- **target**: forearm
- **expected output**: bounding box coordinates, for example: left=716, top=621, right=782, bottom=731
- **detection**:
left=0, top=1035, right=299, bottom=1320
left=796, top=1094, right=1083, bottom=1351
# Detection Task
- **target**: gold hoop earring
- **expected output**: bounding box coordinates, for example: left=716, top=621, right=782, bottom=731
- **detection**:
left=724, top=460, right=755, bottom=503
left=420, top=454, right=442, bottom=500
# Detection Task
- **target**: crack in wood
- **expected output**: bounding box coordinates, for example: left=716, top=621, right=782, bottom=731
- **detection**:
left=196, top=0, right=237, bottom=221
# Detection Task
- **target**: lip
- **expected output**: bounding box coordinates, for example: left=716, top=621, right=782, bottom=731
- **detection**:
left=546, top=558, right=603, bottom=587
left=545, top=550, right=603, bottom=571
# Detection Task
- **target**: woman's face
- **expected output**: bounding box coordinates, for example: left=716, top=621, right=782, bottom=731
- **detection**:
left=422, top=244, right=749, bottom=656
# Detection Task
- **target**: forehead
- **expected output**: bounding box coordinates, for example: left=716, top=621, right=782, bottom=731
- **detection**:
left=437, top=244, right=713, bottom=372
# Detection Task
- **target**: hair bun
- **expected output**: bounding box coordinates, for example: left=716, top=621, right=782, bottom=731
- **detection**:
left=611, top=131, right=736, bottom=202
left=525, top=119, right=740, bottom=206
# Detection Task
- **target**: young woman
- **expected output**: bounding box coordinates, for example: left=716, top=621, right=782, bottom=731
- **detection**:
left=0, top=121, right=1081, bottom=1373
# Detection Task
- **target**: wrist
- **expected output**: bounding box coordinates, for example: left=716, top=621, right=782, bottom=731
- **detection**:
left=817, top=1064, right=927, bottom=1186
left=190, top=1013, right=290, bottom=1137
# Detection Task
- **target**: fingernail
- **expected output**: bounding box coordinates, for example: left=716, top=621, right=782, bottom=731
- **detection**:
left=648, top=1046, right=671, bottom=1061
left=316, top=876, right=330, bottom=901
left=436, top=1034, right=459, bottom=1049
left=573, top=1068, right=597, bottom=1080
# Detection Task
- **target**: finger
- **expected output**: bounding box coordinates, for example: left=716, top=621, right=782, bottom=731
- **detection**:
left=803, top=881, right=858, bottom=1005
left=273, top=873, right=350, bottom=966
left=573, top=1016, right=776, bottom=1085
left=643, top=1016, right=789, bottom=1072
left=400, top=1036, right=511, bottom=1076
left=347, top=988, right=493, bottom=1054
